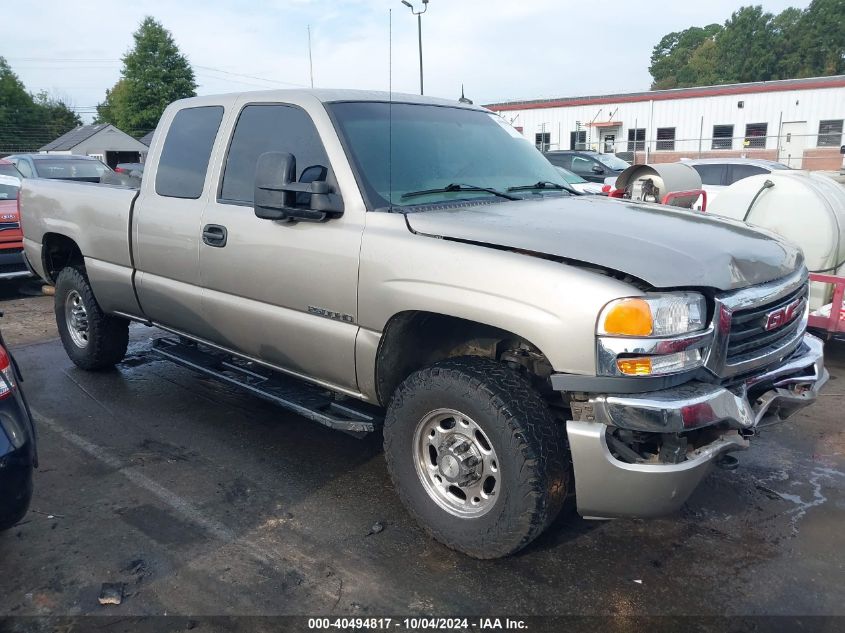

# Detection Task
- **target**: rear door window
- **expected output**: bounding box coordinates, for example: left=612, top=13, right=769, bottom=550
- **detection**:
left=727, top=164, right=768, bottom=184
left=219, top=104, right=329, bottom=205
left=155, top=106, right=224, bottom=199
left=692, top=164, right=726, bottom=186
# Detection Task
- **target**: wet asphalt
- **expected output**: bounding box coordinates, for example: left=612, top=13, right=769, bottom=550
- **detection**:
left=0, top=324, right=843, bottom=618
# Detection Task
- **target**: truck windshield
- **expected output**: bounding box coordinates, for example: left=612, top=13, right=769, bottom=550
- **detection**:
left=328, top=102, right=569, bottom=209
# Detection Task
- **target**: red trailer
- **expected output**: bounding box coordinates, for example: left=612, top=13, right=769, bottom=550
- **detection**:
left=808, top=273, right=845, bottom=340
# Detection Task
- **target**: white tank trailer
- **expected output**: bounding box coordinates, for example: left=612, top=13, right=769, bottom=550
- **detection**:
left=708, top=171, right=845, bottom=310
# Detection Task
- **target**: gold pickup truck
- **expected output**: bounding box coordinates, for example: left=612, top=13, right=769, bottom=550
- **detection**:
left=21, top=90, right=827, bottom=558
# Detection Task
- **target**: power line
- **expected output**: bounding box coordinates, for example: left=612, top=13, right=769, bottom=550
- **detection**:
left=9, top=57, right=307, bottom=88
left=194, top=65, right=308, bottom=88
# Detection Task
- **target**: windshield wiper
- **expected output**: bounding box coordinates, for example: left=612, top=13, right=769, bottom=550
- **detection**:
left=507, top=181, right=581, bottom=196
left=400, top=183, right=519, bottom=201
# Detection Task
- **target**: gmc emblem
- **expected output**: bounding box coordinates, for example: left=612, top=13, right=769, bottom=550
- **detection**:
left=764, top=297, right=804, bottom=331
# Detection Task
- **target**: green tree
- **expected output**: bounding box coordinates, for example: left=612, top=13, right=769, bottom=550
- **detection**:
left=771, top=7, right=804, bottom=78
left=97, top=17, right=196, bottom=135
left=714, top=6, right=779, bottom=84
left=792, top=0, right=845, bottom=76
left=0, top=57, right=42, bottom=151
left=95, top=79, right=129, bottom=126
left=649, top=24, right=723, bottom=89
left=0, top=57, right=80, bottom=152
left=33, top=91, right=82, bottom=141
left=648, top=1, right=845, bottom=89
left=685, top=38, right=720, bottom=87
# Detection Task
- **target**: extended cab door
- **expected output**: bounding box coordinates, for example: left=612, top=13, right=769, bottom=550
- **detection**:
left=133, top=104, right=226, bottom=340
left=199, top=100, right=363, bottom=392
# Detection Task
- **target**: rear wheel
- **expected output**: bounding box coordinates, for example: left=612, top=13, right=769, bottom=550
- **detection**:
left=54, top=267, right=128, bottom=370
left=384, top=356, right=569, bottom=559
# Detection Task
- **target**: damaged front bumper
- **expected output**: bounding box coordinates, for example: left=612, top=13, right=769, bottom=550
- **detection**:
left=559, top=333, right=828, bottom=519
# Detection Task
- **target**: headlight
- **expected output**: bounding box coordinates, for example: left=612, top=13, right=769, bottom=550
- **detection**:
left=597, top=292, right=711, bottom=377
left=599, top=293, right=707, bottom=337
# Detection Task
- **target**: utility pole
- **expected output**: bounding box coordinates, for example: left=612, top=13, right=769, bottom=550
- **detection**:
left=401, top=0, right=429, bottom=95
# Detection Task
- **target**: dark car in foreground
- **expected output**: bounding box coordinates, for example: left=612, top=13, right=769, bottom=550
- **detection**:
left=545, top=150, right=630, bottom=182
left=0, top=326, right=36, bottom=531
left=5, top=154, right=112, bottom=183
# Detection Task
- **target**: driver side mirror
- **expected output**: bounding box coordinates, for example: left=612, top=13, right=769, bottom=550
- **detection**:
left=254, top=152, right=343, bottom=222
left=591, top=164, right=605, bottom=174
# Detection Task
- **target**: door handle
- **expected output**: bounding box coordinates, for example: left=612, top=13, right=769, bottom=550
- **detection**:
left=202, top=224, right=227, bottom=247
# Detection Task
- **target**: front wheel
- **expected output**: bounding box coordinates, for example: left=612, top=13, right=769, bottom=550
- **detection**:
left=54, top=267, right=129, bottom=370
left=384, top=357, right=569, bottom=558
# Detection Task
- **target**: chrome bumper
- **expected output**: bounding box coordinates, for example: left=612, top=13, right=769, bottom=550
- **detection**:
left=566, top=333, right=827, bottom=519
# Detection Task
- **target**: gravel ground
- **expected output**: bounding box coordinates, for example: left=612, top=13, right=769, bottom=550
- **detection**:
left=0, top=280, right=57, bottom=348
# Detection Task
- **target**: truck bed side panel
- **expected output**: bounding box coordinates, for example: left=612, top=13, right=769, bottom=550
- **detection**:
left=20, top=179, right=142, bottom=315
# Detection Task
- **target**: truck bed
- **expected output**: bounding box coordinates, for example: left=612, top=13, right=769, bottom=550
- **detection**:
left=21, top=179, right=140, bottom=314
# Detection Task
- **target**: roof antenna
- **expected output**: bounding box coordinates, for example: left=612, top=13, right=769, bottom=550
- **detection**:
left=307, top=25, right=314, bottom=88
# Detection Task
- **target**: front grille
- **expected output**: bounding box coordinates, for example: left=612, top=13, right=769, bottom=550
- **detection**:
left=726, top=284, right=808, bottom=365
left=0, top=222, right=20, bottom=231
left=705, top=270, right=810, bottom=379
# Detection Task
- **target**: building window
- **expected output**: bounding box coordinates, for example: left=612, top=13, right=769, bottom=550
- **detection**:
left=744, top=123, right=767, bottom=149
left=570, top=130, right=586, bottom=150
left=818, top=119, right=843, bottom=147
left=656, top=127, right=676, bottom=151
left=712, top=125, right=734, bottom=150
left=627, top=128, right=645, bottom=152
left=535, top=131, right=550, bottom=152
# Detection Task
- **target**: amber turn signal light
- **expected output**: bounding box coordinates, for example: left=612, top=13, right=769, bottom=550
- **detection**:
left=601, top=298, right=653, bottom=336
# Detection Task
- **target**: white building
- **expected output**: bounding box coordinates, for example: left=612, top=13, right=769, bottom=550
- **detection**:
left=485, top=75, right=845, bottom=170
left=40, top=124, right=149, bottom=169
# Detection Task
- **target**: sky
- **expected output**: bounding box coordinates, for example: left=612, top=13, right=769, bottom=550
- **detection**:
left=5, top=0, right=812, bottom=123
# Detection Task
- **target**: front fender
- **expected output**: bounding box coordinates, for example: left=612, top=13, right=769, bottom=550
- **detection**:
left=357, top=212, right=641, bottom=379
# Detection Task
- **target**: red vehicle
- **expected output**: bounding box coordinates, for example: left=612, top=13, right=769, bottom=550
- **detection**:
left=0, top=175, right=31, bottom=281
left=809, top=273, right=845, bottom=340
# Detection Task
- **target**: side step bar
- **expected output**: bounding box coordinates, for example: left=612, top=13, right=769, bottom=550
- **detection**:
left=151, top=337, right=382, bottom=434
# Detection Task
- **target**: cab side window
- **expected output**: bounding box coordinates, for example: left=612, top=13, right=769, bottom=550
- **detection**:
left=155, top=106, right=224, bottom=199
left=220, top=104, right=330, bottom=206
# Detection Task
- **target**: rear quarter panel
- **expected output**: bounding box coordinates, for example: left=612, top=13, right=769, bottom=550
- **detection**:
left=21, top=179, right=141, bottom=314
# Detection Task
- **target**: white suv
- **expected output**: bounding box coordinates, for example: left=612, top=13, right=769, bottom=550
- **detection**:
left=680, top=158, right=792, bottom=210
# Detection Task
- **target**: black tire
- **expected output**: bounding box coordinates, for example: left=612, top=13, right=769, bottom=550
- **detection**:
left=384, top=356, right=569, bottom=559
left=54, top=267, right=129, bottom=370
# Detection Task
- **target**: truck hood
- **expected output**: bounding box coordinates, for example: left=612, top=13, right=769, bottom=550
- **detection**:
left=403, top=196, right=803, bottom=291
